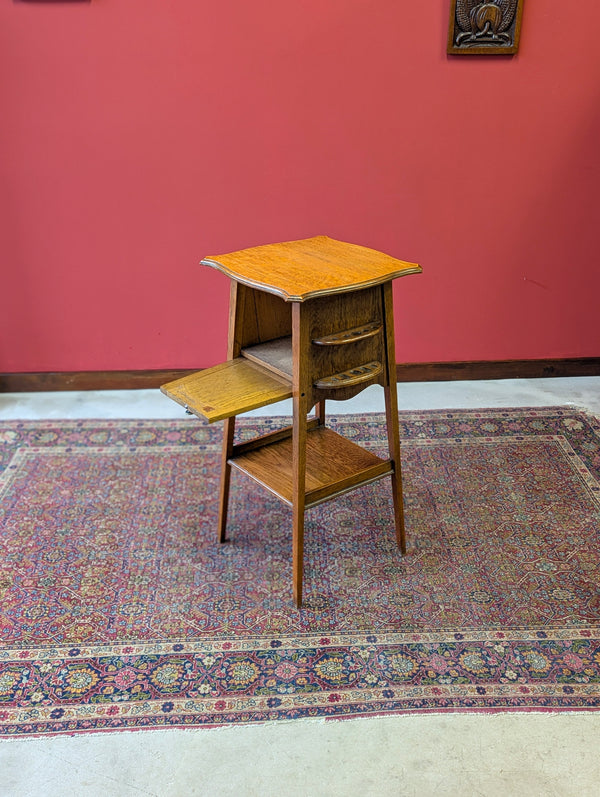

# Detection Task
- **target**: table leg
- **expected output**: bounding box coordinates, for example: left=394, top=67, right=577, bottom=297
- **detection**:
left=292, top=398, right=308, bottom=607
left=292, top=302, right=310, bottom=607
left=217, top=416, right=235, bottom=543
left=384, top=384, right=406, bottom=554
left=218, top=280, right=245, bottom=544
left=315, top=399, right=326, bottom=426
left=382, top=282, right=406, bottom=554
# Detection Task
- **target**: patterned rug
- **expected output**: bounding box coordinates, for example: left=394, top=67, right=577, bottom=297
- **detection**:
left=1, top=407, right=600, bottom=737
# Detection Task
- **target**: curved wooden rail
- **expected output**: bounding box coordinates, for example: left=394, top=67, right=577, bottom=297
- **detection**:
left=313, top=361, right=382, bottom=389
left=312, top=321, right=382, bottom=346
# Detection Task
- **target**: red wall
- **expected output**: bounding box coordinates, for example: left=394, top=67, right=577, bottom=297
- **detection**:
left=1, top=1, right=599, bottom=372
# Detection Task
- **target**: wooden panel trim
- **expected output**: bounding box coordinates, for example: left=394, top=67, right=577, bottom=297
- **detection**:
left=396, top=358, right=600, bottom=382
left=1, top=358, right=600, bottom=393
left=0, top=370, right=196, bottom=393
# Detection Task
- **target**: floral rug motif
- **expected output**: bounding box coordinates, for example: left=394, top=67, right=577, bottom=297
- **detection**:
left=1, top=407, right=600, bottom=736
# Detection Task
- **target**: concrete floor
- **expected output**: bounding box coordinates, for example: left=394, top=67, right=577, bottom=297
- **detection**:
left=2, top=376, right=600, bottom=420
left=1, top=377, right=600, bottom=796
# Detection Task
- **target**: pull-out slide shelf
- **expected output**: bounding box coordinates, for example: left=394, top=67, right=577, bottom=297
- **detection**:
left=161, top=358, right=292, bottom=423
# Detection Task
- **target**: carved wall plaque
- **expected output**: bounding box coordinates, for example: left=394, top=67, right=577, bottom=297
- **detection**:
left=448, top=0, right=524, bottom=55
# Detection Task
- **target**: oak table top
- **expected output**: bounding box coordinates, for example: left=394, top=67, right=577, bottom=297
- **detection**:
left=202, top=235, right=422, bottom=302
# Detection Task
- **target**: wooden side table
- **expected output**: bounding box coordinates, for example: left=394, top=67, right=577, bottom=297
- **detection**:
left=162, top=236, right=422, bottom=607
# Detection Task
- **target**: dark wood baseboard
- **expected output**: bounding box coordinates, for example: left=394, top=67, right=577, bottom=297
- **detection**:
left=0, top=369, right=194, bottom=393
left=1, top=358, right=599, bottom=393
left=396, top=357, right=600, bottom=382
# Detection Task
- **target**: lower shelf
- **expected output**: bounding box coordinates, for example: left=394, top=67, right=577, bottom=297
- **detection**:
left=230, top=426, right=393, bottom=507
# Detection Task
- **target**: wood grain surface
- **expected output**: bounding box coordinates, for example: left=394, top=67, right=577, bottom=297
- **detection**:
left=202, top=236, right=421, bottom=302
left=160, top=359, right=292, bottom=422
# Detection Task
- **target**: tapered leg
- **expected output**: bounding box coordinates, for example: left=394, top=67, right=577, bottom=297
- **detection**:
left=217, top=281, right=247, bottom=544
left=217, top=416, right=236, bottom=543
left=292, top=302, right=310, bottom=607
left=315, top=399, right=326, bottom=426
left=384, top=384, right=406, bottom=553
left=381, top=282, right=406, bottom=554
left=292, top=405, right=307, bottom=607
